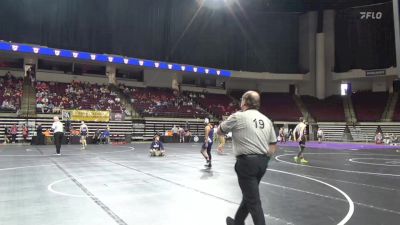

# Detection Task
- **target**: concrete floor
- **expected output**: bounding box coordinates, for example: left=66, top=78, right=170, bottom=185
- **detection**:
left=0, top=142, right=399, bottom=225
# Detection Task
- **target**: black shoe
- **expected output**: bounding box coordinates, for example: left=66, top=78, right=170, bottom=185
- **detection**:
left=226, top=217, right=235, bottom=225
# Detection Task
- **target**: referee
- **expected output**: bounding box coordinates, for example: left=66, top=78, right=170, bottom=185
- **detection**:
left=51, top=116, right=64, bottom=155
left=218, top=91, right=277, bottom=225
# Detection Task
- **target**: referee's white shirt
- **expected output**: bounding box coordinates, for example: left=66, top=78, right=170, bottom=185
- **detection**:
left=220, top=109, right=277, bottom=156
left=80, top=124, right=88, bottom=132
left=52, top=121, right=64, bottom=133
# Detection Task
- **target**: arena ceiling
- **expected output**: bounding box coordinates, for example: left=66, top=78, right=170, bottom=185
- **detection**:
left=235, top=0, right=392, bottom=12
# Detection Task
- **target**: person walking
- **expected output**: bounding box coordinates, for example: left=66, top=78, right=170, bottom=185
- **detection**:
left=317, top=128, right=324, bottom=144
left=218, top=91, right=277, bottom=225
left=293, top=117, right=308, bottom=164
left=79, top=121, right=89, bottom=150
left=51, top=116, right=64, bottom=155
left=200, top=118, right=214, bottom=168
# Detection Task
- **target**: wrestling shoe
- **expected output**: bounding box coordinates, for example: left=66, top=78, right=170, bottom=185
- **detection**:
left=300, top=158, right=308, bottom=164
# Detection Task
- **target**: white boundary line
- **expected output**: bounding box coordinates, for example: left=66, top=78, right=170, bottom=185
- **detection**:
left=275, top=153, right=400, bottom=177
left=349, top=158, right=400, bottom=167
left=0, top=148, right=134, bottom=157
left=47, top=172, right=136, bottom=198
left=47, top=167, right=354, bottom=225
left=0, top=164, right=55, bottom=171
left=268, top=169, right=354, bottom=225
left=262, top=176, right=400, bottom=216
left=47, top=171, right=295, bottom=224
left=48, top=177, right=87, bottom=197
left=305, top=174, right=400, bottom=192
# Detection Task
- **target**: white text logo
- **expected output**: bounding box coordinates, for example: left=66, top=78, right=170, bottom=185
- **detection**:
left=360, top=12, right=382, bottom=20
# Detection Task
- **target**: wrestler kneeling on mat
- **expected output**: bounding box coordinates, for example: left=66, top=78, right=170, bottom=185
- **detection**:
left=149, top=135, right=165, bottom=157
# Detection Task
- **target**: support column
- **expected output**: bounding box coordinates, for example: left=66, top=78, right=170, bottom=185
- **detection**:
left=316, top=33, right=326, bottom=99
left=393, top=0, right=400, bottom=78
left=172, top=75, right=179, bottom=92
left=372, top=79, right=387, bottom=92
left=106, top=65, right=116, bottom=85
left=323, top=10, right=337, bottom=96
left=298, top=11, right=318, bottom=96
left=23, top=57, right=38, bottom=78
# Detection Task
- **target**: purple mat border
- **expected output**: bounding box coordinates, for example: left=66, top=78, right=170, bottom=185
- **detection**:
left=277, top=141, right=400, bottom=150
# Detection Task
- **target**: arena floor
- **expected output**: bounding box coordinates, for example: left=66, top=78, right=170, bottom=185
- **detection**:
left=0, top=142, right=399, bottom=225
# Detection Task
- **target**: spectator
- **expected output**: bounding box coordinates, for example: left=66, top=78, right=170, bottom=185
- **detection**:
left=92, top=129, right=101, bottom=144
left=10, top=124, right=18, bottom=143
left=278, top=127, right=286, bottom=143
left=288, top=129, right=293, bottom=141
left=375, top=132, right=383, bottom=144
left=179, top=126, right=185, bottom=143
left=317, top=128, right=324, bottom=143
left=171, top=125, right=178, bottom=143
left=47, top=102, right=55, bottom=113
left=5, top=71, right=12, bottom=80
left=101, top=126, right=111, bottom=144
left=1, top=99, right=9, bottom=109
left=22, top=124, right=29, bottom=143
left=3, top=126, right=10, bottom=144
left=36, top=124, right=44, bottom=145
left=36, top=102, right=44, bottom=113
left=184, top=129, right=192, bottom=142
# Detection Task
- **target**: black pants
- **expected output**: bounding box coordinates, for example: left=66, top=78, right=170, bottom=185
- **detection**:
left=12, top=134, right=17, bottom=143
left=37, top=134, right=44, bottom=145
left=234, top=155, right=270, bottom=225
left=93, top=137, right=99, bottom=144
left=54, top=132, right=64, bottom=154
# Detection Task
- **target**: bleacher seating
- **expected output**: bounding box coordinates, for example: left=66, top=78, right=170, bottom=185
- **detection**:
left=229, top=90, right=246, bottom=101
left=302, top=95, right=345, bottom=122
left=393, top=96, right=400, bottom=121
left=35, top=81, right=125, bottom=113
left=124, top=87, right=209, bottom=118
left=0, top=117, right=133, bottom=143
left=0, top=73, right=22, bottom=112
left=317, top=123, right=347, bottom=141
left=136, top=118, right=207, bottom=140
left=351, top=91, right=388, bottom=122
left=260, top=93, right=302, bottom=121
left=194, top=93, right=239, bottom=118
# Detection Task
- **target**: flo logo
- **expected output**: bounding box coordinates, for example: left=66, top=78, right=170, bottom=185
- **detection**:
left=360, top=12, right=383, bottom=19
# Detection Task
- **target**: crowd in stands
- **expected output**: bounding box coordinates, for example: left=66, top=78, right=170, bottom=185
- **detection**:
left=119, top=84, right=209, bottom=118
left=36, top=80, right=126, bottom=114
left=0, top=72, right=22, bottom=112
left=1, top=71, right=396, bottom=125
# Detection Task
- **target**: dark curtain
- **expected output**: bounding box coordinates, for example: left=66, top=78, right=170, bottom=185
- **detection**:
left=335, top=2, right=396, bottom=72
left=0, top=0, right=300, bottom=73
